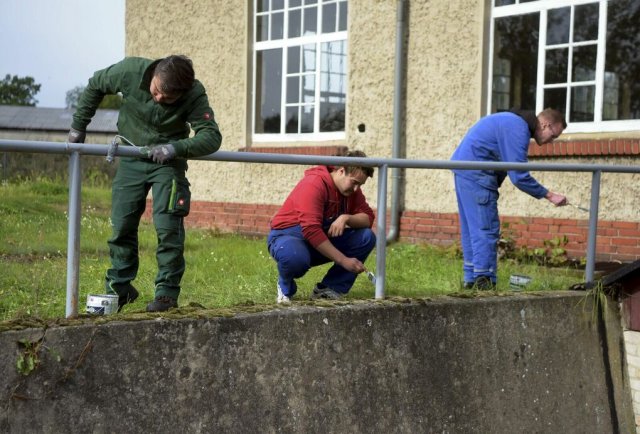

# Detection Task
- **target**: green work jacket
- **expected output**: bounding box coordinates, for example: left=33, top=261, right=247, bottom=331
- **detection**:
left=72, top=57, right=222, bottom=160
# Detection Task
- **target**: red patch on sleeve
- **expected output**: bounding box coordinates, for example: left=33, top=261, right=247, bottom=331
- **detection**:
left=203, top=113, right=211, bottom=120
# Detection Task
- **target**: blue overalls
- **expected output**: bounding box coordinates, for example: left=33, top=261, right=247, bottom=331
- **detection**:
left=451, top=112, right=548, bottom=285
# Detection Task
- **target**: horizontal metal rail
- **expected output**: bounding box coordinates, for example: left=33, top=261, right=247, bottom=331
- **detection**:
left=2, top=138, right=640, bottom=318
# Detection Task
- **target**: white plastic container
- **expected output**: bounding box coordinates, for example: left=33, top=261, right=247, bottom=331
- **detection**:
left=86, top=294, right=119, bottom=315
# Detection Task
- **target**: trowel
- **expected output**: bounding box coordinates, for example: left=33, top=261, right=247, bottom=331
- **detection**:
left=364, top=268, right=376, bottom=285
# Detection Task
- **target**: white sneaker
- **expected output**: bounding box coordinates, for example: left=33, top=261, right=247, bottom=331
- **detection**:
left=277, top=283, right=291, bottom=304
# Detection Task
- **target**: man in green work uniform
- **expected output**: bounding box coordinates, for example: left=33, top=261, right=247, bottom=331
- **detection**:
left=68, top=55, right=222, bottom=312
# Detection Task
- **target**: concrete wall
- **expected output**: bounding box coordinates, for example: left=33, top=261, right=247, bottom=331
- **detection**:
left=0, top=292, right=634, bottom=433
left=624, top=330, right=640, bottom=431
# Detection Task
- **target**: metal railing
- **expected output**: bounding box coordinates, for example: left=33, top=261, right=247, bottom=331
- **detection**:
left=3, top=138, right=640, bottom=318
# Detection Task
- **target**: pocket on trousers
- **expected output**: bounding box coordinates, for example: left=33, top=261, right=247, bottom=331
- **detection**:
left=168, top=178, right=191, bottom=217
left=475, top=189, right=493, bottom=230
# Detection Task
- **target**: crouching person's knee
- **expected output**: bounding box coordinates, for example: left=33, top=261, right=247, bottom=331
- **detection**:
left=277, top=248, right=311, bottom=279
left=361, top=228, right=377, bottom=253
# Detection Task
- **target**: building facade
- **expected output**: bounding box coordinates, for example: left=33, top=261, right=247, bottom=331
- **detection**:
left=125, top=0, right=640, bottom=261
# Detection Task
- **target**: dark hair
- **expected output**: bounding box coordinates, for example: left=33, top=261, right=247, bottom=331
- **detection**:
left=539, top=108, right=567, bottom=129
left=342, top=150, right=374, bottom=178
left=154, top=55, right=195, bottom=95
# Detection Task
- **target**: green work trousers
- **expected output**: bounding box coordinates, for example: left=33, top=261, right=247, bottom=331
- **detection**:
left=105, top=158, right=191, bottom=300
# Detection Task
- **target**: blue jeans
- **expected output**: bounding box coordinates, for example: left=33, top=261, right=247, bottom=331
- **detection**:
left=267, top=225, right=376, bottom=297
left=454, top=175, right=500, bottom=284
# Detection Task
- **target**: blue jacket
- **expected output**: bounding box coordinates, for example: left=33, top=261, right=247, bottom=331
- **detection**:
left=451, top=111, right=548, bottom=199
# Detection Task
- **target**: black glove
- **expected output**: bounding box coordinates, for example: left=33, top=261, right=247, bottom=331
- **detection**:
left=149, top=144, right=177, bottom=164
left=68, top=128, right=86, bottom=143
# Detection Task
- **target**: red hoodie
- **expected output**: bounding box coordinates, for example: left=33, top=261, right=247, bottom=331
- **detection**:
left=270, top=165, right=375, bottom=247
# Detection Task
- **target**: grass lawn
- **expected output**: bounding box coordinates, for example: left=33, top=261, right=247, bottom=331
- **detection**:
left=0, top=178, right=583, bottom=322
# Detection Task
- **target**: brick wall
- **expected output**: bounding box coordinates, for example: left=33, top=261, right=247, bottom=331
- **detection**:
left=529, top=138, right=640, bottom=158
left=144, top=200, right=640, bottom=262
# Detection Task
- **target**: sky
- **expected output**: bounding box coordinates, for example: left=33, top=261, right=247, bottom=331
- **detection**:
left=0, top=0, right=125, bottom=108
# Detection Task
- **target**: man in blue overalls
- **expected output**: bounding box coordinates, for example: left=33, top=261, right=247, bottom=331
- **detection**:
left=451, top=108, right=568, bottom=290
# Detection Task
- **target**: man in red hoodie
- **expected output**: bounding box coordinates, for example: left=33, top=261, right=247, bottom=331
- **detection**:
left=267, top=151, right=376, bottom=303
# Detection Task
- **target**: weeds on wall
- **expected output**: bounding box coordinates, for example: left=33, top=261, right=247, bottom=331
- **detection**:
left=499, top=222, right=583, bottom=267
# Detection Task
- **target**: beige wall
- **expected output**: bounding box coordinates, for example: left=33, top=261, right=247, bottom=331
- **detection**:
left=125, top=0, right=640, bottom=220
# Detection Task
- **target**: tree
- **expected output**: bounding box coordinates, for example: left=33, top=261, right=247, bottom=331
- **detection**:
left=0, top=74, right=41, bottom=106
left=65, top=85, right=85, bottom=109
left=66, top=85, right=122, bottom=110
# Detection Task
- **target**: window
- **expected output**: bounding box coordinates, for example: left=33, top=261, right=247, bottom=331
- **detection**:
left=490, top=0, right=640, bottom=132
left=254, top=0, right=348, bottom=142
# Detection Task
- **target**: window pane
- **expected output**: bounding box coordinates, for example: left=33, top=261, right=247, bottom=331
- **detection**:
left=303, top=44, right=316, bottom=71
left=572, top=45, right=597, bottom=82
left=603, top=72, right=621, bottom=121
left=271, top=12, right=284, bottom=40
left=286, top=106, right=298, bottom=133
left=287, top=76, right=300, bottom=103
left=571, top=86, right=595, bottom=122
left=288, top=46, right=300, bottom=74
left=492, top=13, right=539, bottom=111
left=304, top=6, right=317, bottom=35
left=301, top=106, right=314, bottom=133
left=322, top=2, right=337, bottom=34
left=273, top=0, right=284, bottom=10
left=320, top=41, right=346, bottom=132
left=290, top=0, right=302, bottom=7
left=338, top=1, right=348, bottom=32
left=545, top=48, right=568, bottom=84
left=257, top=0, right=269, bottom=13
left=495, top=0, right=515, bottom=5
left=257, top=15, right=269, bottom=42
left=547, top=7, right=570, bottom=45
left=289, top=9, right=301, bottom=38
left=255, top=49, right=282, bottom=134
left=603, top=0, right=640, bottom=120
left=574, top=3, right=599, bottom=42
left=303, top=73, right=315, bottom=101
left=544, top=88, right=567, bottom=115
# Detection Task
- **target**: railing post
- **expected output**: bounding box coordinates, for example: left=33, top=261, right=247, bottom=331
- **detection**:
left=585, top=170, right=602, bottom=284
left=375, top=164, right=388, bottom=299
left=66, top=151, right=82, bottom=318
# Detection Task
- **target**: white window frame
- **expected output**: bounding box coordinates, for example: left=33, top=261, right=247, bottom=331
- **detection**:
left=488, top=0, right=640, bottom=133
left=252, top=0, right=348, bottom=143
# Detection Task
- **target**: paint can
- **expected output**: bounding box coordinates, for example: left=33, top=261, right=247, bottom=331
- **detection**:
left=86, top=294, right=119, bottom=315
left=509, top=275, right=532, bottom=291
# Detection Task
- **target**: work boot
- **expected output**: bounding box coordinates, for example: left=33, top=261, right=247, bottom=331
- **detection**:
left=473, top=276, right=496, bottom=291
left=146, top=296, right=178, bottom=312
left=105, top=281, right=139, bottom=312
left=310, top=283, right=342, bottom=300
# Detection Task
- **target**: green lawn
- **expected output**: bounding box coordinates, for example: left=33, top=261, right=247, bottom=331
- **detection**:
left=0, top=178, right=583, bottom=322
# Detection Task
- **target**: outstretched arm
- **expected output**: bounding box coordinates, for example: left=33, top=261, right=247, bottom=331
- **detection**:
left=545, top=191, right=567, bottom=206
